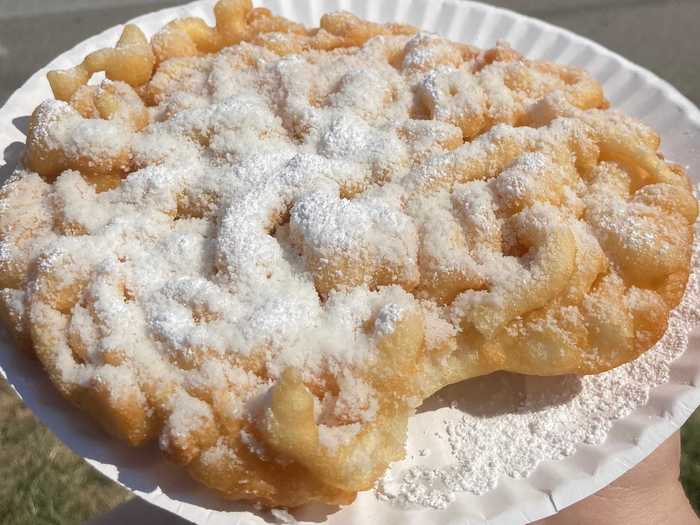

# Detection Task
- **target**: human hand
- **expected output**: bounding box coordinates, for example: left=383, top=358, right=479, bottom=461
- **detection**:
left=534, top=433, right=699, bottom=524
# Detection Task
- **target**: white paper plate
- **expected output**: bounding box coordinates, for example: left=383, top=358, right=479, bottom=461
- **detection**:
left=1, top=1, right=700, bottom=524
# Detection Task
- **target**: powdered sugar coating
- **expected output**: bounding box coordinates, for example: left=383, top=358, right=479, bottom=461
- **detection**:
left=1, top=9, right=696, bottom=507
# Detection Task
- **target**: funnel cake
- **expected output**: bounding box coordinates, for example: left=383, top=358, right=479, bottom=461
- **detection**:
left=0, top=0, right=696, bottom=507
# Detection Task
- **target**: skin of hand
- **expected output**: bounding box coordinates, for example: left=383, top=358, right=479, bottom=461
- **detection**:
left=533, top=432, right=699, bottom=525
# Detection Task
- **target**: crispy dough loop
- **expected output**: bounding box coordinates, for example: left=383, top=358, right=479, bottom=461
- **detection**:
left=27, top=260, right=159, bottom=444
left=151, top=0, right=310, bottom=63
left=261, top=371, right=411, bottom=491
left=24, top=100, right=133, bottom=179
left=260, top=310, right=423, bottom=492
left=26, top=82, right=145, bottom=187
left=151, top=17, right=222, bottom=63
left=290, top=191, right=420, bottom=297
left=320, top=11, right=416, bottom=47
left=48, top=25, right=155, bottom=102
left=451, top=204, right=577, bottom=337
left=585, top=162, right=695, bottom=288
left=70, top=80, right=149, bottom=131
left=535, top=62, right=607, bottom=111
left=31, top=297, right=158, bottom=445
left=0, top=172, right=55, bottom=289
left=214, top=0, right=255, bottom=46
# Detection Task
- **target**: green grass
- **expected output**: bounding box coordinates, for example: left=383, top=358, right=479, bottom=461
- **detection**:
left=1, top=376, right=700, bottom=524
left=682, top=408, right=700, bottom=516
left=0, top=379, right=130, bottom=525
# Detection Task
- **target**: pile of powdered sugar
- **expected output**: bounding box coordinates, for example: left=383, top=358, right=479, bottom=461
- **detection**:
left=377, top=234, right=700, bottom=509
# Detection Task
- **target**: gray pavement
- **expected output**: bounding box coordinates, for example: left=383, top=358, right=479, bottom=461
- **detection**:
left=0, top=0, right=698, bottom=523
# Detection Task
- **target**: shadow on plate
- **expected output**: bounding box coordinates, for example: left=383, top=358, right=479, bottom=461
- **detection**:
left=418, top=371, right=583, bottom=417
left=1, top=116, right=29, bottom=182
left=2, top=141, right=24, bottom=183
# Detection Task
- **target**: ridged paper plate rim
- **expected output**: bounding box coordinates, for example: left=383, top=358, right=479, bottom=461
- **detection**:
left=1, top=1, right=699, bottom=524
